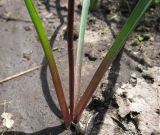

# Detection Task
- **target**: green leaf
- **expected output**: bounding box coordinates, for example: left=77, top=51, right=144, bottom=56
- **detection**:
left=74, top=0, right=90, bottom=107
left=74, top=0, right=152, bottom=122
left=154, top=0, right=160, bottom=4
left=90, top=0, right=98, bottom=11
left=24, top=0, right=70, bottom=125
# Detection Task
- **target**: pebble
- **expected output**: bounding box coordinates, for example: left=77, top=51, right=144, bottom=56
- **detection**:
left=142, top=70, right=154, bottom=83
left=136, top=64, right=143, bottom=72
left=130, top=78, right=137, bottom=86
left=24, top=26, right=32, bottom=31
left=142, top=53, right=153, bottom=67
left=23, top=51, right=32, bottom=60
left=85, top=50, right=98, bottom=61
left=131, top=73, right=136, bottom=79
left=130, top=73, right=137, bottom=86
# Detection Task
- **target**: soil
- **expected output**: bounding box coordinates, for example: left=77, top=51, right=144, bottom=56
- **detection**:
left=0, top=0, right=159, bottom=135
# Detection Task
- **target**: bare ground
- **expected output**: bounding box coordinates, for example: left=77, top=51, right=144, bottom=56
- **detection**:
left=0, top=0, right=159, bottom=135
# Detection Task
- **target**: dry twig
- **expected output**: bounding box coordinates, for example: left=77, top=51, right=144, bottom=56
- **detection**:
left=0, top=65, right=42, bottom=84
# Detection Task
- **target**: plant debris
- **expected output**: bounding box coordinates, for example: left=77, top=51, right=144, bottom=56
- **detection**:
left=1, top=112, right=14, bottom=129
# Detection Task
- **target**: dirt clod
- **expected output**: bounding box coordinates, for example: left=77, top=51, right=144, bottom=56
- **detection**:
left=85, top=50, right=98, bottom=61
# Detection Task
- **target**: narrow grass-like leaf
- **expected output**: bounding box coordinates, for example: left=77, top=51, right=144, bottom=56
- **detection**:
left=67, top=0, right=75, bottom=120
left=24, top=0, right=70, bottom=125
left=90, top=0, right=98, bottom=11
left=74, top=0, right=152, bottom=122
left=74, top=0, right=90, bottom=107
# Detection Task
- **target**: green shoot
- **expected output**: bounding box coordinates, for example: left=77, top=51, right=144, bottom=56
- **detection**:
left=24, top=0, right=70, bottom=125
left=67, top=0, right=75, bottom=120
left=90, top=0, right=98, bottom=11
left=74, top=0, right=152, bottom=122
left=74, top=0, right=90, bottom=107
left=154, top=0, right=160, bottom=4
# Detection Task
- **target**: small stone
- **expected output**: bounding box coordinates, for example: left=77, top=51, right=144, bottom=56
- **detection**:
left=130, top=78, right=137, bottom=86
left=150, top=36, right=154, bottom=41
left=133, top=51, right=138, bottom=55
left=38, top=5, right=45, bottom=10
left=136, top=64, right=143, bottom=72
left=121, top=84, right=127, bottom=89
left=85, top=50, right=97, bottom=61
left=45, top=13, right=53, bottom=19
left=110, top=15, right=120, bottom=22
left=131, top=73, right=137, bottom=79
left=142, top=53, right=153, bottom=67
left=37, top=0, right=43, bottom=6
left=48, top=19, right=55, bottom=23
left=23, top=52, right=32, bottom=60
left=130, top=73, right=137, bottom=86
left=24, top=26, right=32, bottom=31
left=142, top=70, right=154, bottom=84
left=4, top=11, right=12, bottom=19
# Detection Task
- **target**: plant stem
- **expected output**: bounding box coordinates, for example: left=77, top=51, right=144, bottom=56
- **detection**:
left=67, top=0, right=75, bottom=120
left=24, top=0, right=70, bottom=125
left=74, top=0, right=152, bottom=122
left=74, top=0, right=90, bottom=107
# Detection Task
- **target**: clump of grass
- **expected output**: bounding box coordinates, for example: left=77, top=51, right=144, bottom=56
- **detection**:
left=24, top=0, right=152, bottom=131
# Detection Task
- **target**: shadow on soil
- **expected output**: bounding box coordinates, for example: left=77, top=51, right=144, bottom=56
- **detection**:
left=85, top=1, right=125, bottom=133
left=1, top=125, right=65, bottom=135
left=86, top=1, right=147, bottom=134
left=87, top=49, right=123, bottom=134
left=40, top=0, right=65, bottom=119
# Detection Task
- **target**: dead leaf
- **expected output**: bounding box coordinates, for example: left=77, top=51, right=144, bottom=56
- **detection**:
left=1, top=112, right=14, bottom=129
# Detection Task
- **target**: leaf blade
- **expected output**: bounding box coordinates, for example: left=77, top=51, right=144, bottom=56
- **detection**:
left=24, top=0, right=70, bottom=125
left=74, top=0, right=90, bottom=108
left=74, top=0, right=152, bottom=122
